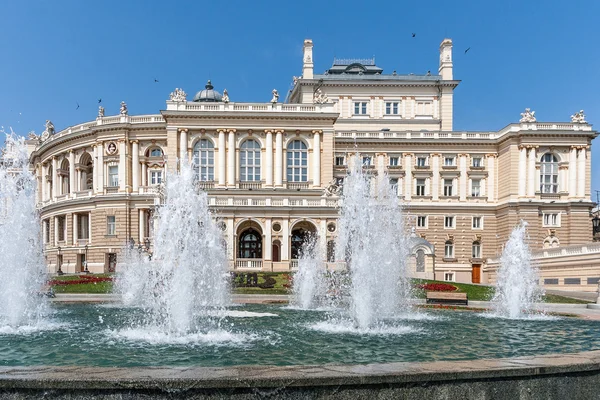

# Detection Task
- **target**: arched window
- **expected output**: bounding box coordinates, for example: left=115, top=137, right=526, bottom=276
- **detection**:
left=79, top=153, right=94, bottom=191
left=472, top=241, right=481, bottom=259
left=540, top=153, right=558, bottom=193
left=149, top=147, right=163, bottom=157
left=192, top=139, right=214, bottom=181
left=444, top=241, right=454, bottom=258
left=416, top=249, right=425, bottom=272
left=291, top=228, right=312, bottom=259
left=240, top=140, right=261, bottom=181
left=287, top=140, right=308, bottom=182
left=60, top=159, right=70, bottom=195
left=238, top=229, right=262, bottom=259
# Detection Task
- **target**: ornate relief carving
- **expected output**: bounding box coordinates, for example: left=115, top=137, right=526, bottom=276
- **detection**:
left=169, top=88, right=187, bottom=102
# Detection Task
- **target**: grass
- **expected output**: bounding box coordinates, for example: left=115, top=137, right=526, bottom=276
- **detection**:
left=50, top=274, right=114, bottom=294
left=232, top=272, right=290, bottom=295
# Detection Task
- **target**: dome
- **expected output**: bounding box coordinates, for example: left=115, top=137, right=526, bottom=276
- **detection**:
left=193, top=80, right=223, bottom=102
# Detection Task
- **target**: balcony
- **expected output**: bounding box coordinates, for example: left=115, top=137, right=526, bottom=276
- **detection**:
left=239, top=181, right=263, bottom=190
left=235, top=259, right=263, bottom=270
left=196, top=181, right=215, bottom=190
left=287, top=182, right=310, bottom=190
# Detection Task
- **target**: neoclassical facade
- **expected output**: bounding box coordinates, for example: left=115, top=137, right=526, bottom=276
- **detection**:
left=27, top=38, right=597, bottom=285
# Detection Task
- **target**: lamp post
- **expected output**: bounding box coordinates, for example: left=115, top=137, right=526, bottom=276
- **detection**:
left=56, top=246, right=64, bottom=275
left=592, top=215, right=600, bottom=241
left=83, top=244, right=90, bottom=274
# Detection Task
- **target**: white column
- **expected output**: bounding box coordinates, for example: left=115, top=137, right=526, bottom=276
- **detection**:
left=218, top=129, right=226, bottom=186
left=69, top=151, right=75, bottom=194
left=141, top=163, right=147, bottom=186
left=179, top=129, right=188, bottom=164
left=87, top=213, right=92, bottom=244
left=54, top=216, right=59, bottom=246
left=431, top=154, right=440, bottom=201
left=51, top=157, right=58, bottom=198
left=139, top=209, right=145, bottom=243
left=569, top=146, right=577, bottom=197
left=132, top=141, right=139, bottom=192
left=518, top=146, right=527, bottom=196
left=527, top=146, right=536, bottom=197
left=73, top=214, right=78, bottom=245
left=275, top=130, right=283, bottom=187
left=42, top=164, right=48, bottom=201
left=119, top=141, right=126, bottom=191
left=265, top=130, right=273, bottom=187
left=76, top=169, right=81, bottom=193
left=43, top=220, right=48, bottom=244
left=97, top=143, right=104, bottom=193
left=92, top=146, right=98, bottom=193
left=265, top=218, right=272, bottom=261
left=282, top=219, right=289, bottom=261
left=227, top=129, right=236, bottom=187
left=487, top=154, right=495, bottom=202
left=404, top=154, right=413, bottom=200
left=459, top=154, right=467, bottom=201
left=313, top=130, right=321, bottom=187
left=577, top=147, right=586, bottom=197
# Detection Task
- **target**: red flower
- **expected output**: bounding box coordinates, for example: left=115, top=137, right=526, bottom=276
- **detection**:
left=415, top=282, right=457, bottom=292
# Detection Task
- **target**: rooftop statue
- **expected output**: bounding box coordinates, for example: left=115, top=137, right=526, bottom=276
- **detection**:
left=292, top=76, right=300, bottom=86
left=313, top=88, right=328, bottom=104
left=324, top=180, right=342, bottom=197
left=45, top=120, right=55, bottom=135
left=27, top=131, right=40, bottom=141
left=222, top=89, right=230, bottom=103
left=519, top=108, right=536, bottom=123
left=570, top=110, right=586, bottom=124
left=98, top=106, right=105, bottom=118
left=271, top=89, right=279, bottom=104
left=169, top=88, right=187, bottom=102
left=120, top=101, right=128, bottom=116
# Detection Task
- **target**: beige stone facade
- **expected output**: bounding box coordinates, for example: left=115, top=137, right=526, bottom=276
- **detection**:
left=27, top=39, right=598, bottom=285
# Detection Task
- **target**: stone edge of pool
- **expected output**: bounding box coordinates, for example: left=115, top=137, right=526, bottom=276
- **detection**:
left=0, top=351, right=598, bottom=399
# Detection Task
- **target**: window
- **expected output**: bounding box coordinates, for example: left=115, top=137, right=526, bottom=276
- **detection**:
left=416, top=156, right=427, bottom=167
left=472, top=157, right=482, bottom=167
left=472, top=241, right=481, bottom=258
left=385, top=102, right=400, bottom=115
left=286, top=140, right=308, bottom=182
left=78, top=214, right=90, bottom=239
left=57, top=216, right=66, bottom=242
left=540, top=153, right=558, bottom=193
left=543, top=213, right=560, bottom=227
left=238, top=229, right=262, bottom=259
left=444, top=272, right=455, bottom=282
left=107, top=216, right=116, bottom=236
left=362, top=156, right=372, bottom=167
left=444, top=241, right=454, bottom=258
left=416, top=179, right=426, bottom=196
left=416, top=101, right=433, bottom=116
left=389, top=156, right=399, bottom=166
left=193, top=139, right=215, bottom=181
left=444, top=156, right=455, bottom=166
left=44, top=220, right=50, bottom=243
left=149, top=148, right=163, bottom=157
left=354, top=102, right=368, bottom=115
left=444, top=216, right=455, bottom=228
left=389, top=178, right=399, bottom=195
left=416, top=249, right=425, bottom=272
left=472, top=216, right=482, bottom=229
left=471, top=179, right=481, bottom=197
left=335, top=156, right=345, bottom=166
left=149, top=170, right=162, bottom=185
left=417, top=216, right=427, bottom=228
left=108, top=166, right=119, bottom=187
left=240, top=140, right=261, bottom=181
left=443, top=179, right=454, bottom=196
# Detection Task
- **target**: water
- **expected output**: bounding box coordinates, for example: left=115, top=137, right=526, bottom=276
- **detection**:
left=0, top=134, right=47, bottom=329
left=491, top=221, right=543, bottom=319
left=0, top=303, right=598, bottom=367
left=291, top=233, right=328, bottom=309
left=115, top=162, right=230, bottom=336
left=335, top=154, right=411, bottom=329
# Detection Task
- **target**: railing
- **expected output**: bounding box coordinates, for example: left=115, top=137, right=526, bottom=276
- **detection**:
left=239, top=181, right=263, bottom=190
left=167, top=102, right=333, bottom=113
left=488, top=242, right=600, bottom=264
left=235, top=259, right=263, bottom=269
left=138, top=186, right=159, bottom=194
left=74, top=190, right=93, bottom=198
left=287, top=182, right=310, bottom=190
left=197, top=181, right=215, bottom=190
left=290, top=260, right=299, bottom=270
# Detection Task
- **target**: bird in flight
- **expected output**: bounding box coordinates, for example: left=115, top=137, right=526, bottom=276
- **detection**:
left=76, top=102, right=80, bottom=110
left=154, top=78, right=159, bottom=83
left=98, top=98, right=102, bottom=103
left=412, top=33, right=416, bottom=38
left=465, top=47, right=471, bottom=54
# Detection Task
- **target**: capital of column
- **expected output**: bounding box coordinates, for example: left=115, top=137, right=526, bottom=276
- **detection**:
left=518, top=145, right=526, bottom=150
left=404, top=153, right=415, bottom=157
left=275, top=129, right=284, bottom=134
left=430, top=153, right=442, bottom=157
left=264, top=129, right=273, bottom=134
left=178, top=128, right=188, bottom=133
left=227, top=129, right=237, bottom=133
left=130, top=139, right=139, bottom=144
left=457, top=153, right=469, bottom=158
left=485, top=153, right=498, bottom=158
left=311, top=130, right=323, bottom=134
left=216, top=128, right=227, bottom=134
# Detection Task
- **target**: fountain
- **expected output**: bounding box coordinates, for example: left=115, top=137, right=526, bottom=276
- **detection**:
left=491, top=220, right=544, bottom=318
left=290, top=233, right=328, bottom=309
left=0, top=134, right=48, bottom=330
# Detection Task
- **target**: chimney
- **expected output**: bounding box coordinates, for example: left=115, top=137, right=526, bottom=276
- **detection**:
left=303, top=39, right=314, bottom=79
left=438, top=38, right=453, bottom=80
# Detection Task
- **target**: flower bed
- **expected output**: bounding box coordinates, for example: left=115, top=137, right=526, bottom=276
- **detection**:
left=415, top=282, right=458, bottom=292
left=49, top=275, right=113, bottom=286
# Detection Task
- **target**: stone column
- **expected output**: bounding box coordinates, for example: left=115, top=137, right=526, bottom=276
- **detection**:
left=73, top=213, right=78, bottom=245
left=132, top=140, right=140, bottom=192
left=281, top=219, right=289, bottom=261
left=179, top=128, right=188, bottom=164
left=92, top=146, right=98, bottom=193
left=141, top=163, right=147, bottom=187
left=486, top=154, right=496, bottom=202
left=518, top=145, right=527, bottom=197
left=404, top=153, right=413, bottom=200
left=54, top=216, right=59, bottom=246
left=569, top=146, right=577, bottom=197
left=459, top=154, right=467, bottom=201
left=265, top=218, right=272, bottom=261
left=97, top=142, right=104, bottom=193
left=51, top=157, right=58, bottom=198
left=265, top=130, right=273, bottom=187
left=87, top=213, right=92, bottom=244
left=275, top=130, right=283, bottom=187
left=313, top=130, right=321, bottom=187
left=227, top=129, right=236, bottom=187
left=119, top=140, right=126, bottom=191
left=577, top=146, right=586, bottom=197
left=42, top=164, right=48, bottom=201
left=431, top=153, right=440, bottom=201
left=218, top=129, right=226, bottom=186
left=527, top=146, right=536, bottom=197
left=42, top=220, right=48, bottom=244
left=139, top=209, right=145, bottom=243
left=69, top=150, right=75, bottom=194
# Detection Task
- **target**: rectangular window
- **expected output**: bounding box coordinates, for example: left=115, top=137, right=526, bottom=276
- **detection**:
left=471, top=179, right=481, bottom=197
left=472, top=157, right=482, bottom=167
left=472, top=216, right=482, bottom=229
left=443, top=179, right=454, bottom=196
left=44, top=219, right=50, bottom=243
left=472, top=243, right=482, bottom=258
left=564, top=278, right=581, bottom=285
left=57, top=216, right=66, bottom=242
left=354, top=102, right=368, bottom=115
left=543, top=213, right=559, bottom=227
left=444, top=216, right=455, bottom=228
left=335, top=156, right=345, bottom=166
left=587, top=277, right=600, bottom=285
left=389, top=156, right=399, bottom=167
left=444, top=156, right=455, bottom=166
left=389, top=178, right=399, bottom=195
left=385, top=102, right=400, bottom=115
left=416, top=101, right=433, bottom=116
left=78, top=214, right=90, bottom=240
left=107, top=216, right=116, bottom=236
left=108, top=166, right=119, bottom=187
left=362, top=156, right=372, bottom=167
left=417, top=216, right=427, bottom=228
left=544, top=278, right=559, bottom=285
left=416, top=157, right=427, bottom=167
left=150, top=171, right=163, bottom=185
left=444, top=272, right=455, bottom=282
left=416, top=179, right=426, bottom=196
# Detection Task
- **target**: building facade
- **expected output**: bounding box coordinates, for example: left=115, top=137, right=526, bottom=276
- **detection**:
left=27, top=38, right=597, bottom=284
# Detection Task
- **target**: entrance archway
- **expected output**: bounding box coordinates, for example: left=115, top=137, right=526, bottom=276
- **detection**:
left=238, top=228, right=262, bottom=259
left=290, top=221, right=318, bottom=260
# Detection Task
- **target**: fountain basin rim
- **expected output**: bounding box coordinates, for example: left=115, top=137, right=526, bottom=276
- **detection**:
left=0, top=350, right=599, bottom=391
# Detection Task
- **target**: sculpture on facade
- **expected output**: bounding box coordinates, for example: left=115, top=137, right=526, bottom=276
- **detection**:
left=292, top=76, right=300, bottom=86
left=570, top=110, right=586, bottom=124
left=98, top=106, right=105, bottom=118
left=324, top=180, right=342, bottom=196
left=27, top=131, right=40, bottom=141
left=271, top=89, right=279, bottom=103
left=519, top=108, right=536, bottom=123
left=45, top=120, right=55, bottom=135
left=313, top=88, right=328, bottom=104
left=120, top=101, right=128, bottom=116
left=222, top=89, right=230, bottom=103
left=169, top=88, right=187, bottom=102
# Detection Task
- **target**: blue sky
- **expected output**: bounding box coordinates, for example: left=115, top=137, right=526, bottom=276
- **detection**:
left=1, top=0, right=598, bottom=197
